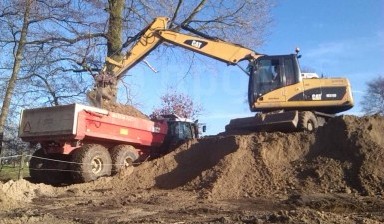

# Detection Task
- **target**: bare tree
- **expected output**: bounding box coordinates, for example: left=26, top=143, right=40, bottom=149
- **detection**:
left=0, top=0, right=106, bottom=108
left=0, top=0, right=32, bottom=155
left=0, top=0, right=106, bottom=154
left=361, top=75, right=384, bottom=115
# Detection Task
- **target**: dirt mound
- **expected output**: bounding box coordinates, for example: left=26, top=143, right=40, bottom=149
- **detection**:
left=1, top=179, right=56, bottom=202
left=93, top=136, right=242, bottom=192
left=0, top=179, right=57, bottom=210
left=101, top=114, right=384, bottom=199
left=103, top=102, right=149, bottom=120
left=1, top=115, right=383, bottom=203
left=184, top=132, right=314, bottom=199
left=87, top=87, right=149, bottom=119
left=0, top=183, right=18, bottom=211
left=299, top=115, right=384, bottom=196
left=1, top=115, right=383, bottom=223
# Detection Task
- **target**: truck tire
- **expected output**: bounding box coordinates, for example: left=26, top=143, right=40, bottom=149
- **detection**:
left=298, top=111, right=318, bottom=132
left=29, top=149, right=47, bottom=183
left=29, top=149, right=70, bottom=184
left=48, top=154, right=72, bottom=184
left=70, top=144, right=112, bottom=183
left=110, top=145, right=139, bottom=175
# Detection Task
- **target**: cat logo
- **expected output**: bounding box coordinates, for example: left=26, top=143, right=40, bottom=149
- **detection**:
left=191, top=40, right=202, bottom=48
left=184, top=40, right=208, bottom=49
left=311, top=94, right=322, bottom=100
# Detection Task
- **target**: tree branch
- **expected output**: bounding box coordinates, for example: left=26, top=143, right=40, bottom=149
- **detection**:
left=169, top=0, right=183, bottom=28
left=181, top=0, right=207, bottom=25
left=25, top=33, right=106, bottom=45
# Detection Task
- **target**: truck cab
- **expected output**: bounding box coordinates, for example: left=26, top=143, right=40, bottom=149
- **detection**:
left=157, top=114, right=204, bottom=154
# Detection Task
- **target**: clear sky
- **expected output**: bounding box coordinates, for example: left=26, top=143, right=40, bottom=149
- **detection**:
left=121, top=0, right=384, bottom=135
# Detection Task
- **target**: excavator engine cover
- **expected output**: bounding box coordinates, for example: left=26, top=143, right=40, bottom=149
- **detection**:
left=225, top=111, right=299, bottom=132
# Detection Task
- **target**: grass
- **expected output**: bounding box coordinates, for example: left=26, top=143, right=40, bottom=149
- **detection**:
left=0, top=165, right=30, bottom=181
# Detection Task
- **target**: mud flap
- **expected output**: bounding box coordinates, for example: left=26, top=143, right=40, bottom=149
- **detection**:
left=225, top=111, right=299, bottom=132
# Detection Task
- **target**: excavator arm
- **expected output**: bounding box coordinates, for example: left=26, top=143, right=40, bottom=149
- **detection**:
left=105, top=17, right=169, bottom=78
left=105, top=17, right=262, bottom=78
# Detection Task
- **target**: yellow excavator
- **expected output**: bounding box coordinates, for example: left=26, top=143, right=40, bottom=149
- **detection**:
left=102, top=17, right=354, bottom=132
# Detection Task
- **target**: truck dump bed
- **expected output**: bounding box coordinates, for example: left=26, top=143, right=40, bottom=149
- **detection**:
left=19, top=104, right=167, bottom=147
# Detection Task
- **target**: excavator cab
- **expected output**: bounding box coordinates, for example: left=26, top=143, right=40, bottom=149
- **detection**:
left=247, top=53, right=353, bottom=114
left=248, top=54, right=301, bottom=111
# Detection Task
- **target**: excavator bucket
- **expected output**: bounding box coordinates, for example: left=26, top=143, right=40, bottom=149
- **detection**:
left=225, top=110, right=299, bottom=132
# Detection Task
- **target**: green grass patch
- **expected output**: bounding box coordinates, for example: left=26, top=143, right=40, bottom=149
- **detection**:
left=0, top=165, right=30, bottom=181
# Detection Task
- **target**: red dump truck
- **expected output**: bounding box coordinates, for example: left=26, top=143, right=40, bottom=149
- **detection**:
left=19, top=104, right=202, bottom=184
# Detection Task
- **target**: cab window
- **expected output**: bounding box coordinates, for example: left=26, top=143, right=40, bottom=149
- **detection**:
left=181, top=122, right=193, bottom=139
left=284, top=58, right=296, bottom=85
left=254, top=59, right=283, bottom=94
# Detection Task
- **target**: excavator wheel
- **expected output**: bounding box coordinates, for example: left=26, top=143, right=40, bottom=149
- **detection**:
left=298, top=111, right=318, bottom=132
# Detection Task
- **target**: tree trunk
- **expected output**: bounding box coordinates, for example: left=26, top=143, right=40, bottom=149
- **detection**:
left=91, top=0, right=124, bottom=107
left=0, top=0, right=32, bottom=155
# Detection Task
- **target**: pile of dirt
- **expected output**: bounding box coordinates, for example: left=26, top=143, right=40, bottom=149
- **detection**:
left=0, top=183, right=17, bottom=211
left=1, top=114, right=383, bottom=223
left=103, top=102, right=149, bottom=120
left=298, top=114, right=384, bottom=196
left=87, top=89, right=149, bottom=119
left=93, top=114, right=384, bottom=199
left=1, top=179, right=56, bottom=202
left=0, top=179, right=56, bottom=210
left=1, top=115, right=383, bottom=203
left=185, top=132, right=313, bottom=199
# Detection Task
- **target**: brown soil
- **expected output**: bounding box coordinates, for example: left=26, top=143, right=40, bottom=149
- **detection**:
left=103, top=102, right=149, bottom=120
left=87, top=89, right=149, bottom=119
left=1, top=115, right=383, bottom=223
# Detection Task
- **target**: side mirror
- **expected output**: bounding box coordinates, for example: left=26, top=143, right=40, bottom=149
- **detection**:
left=202, top=125, right=206, bottom=133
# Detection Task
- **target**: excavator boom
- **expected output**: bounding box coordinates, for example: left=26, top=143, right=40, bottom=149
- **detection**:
left=156, top=30, right=260, bottom=65
left=106, top=17, right=262, bottom=79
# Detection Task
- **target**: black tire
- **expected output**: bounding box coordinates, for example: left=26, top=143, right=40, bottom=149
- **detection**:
left=110, top=145, right=139, bottom=175
left=298, top=111, right=318, bottom=132
left=70, top=144, right=112, bottom=183
left=29, top=149, right=71, bottom=185
left=48, top=154, right=72, bottom=185
left=29, top=149, right=47, bottom=183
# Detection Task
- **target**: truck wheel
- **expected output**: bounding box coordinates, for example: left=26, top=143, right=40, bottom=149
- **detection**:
left=70, top=144, right=112, bottom=183
left=29, top=149, right=47, bottom=183
left=298, top=111, right=318, bottom=132
left=48, top=154, right=72, bottom=184
left=29, top=150, right=70, bottom=184
left=110, top=145, right=139, bottom=175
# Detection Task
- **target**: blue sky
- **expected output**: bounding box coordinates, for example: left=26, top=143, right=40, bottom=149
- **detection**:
left=121, top=0, right=384, bottom=135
